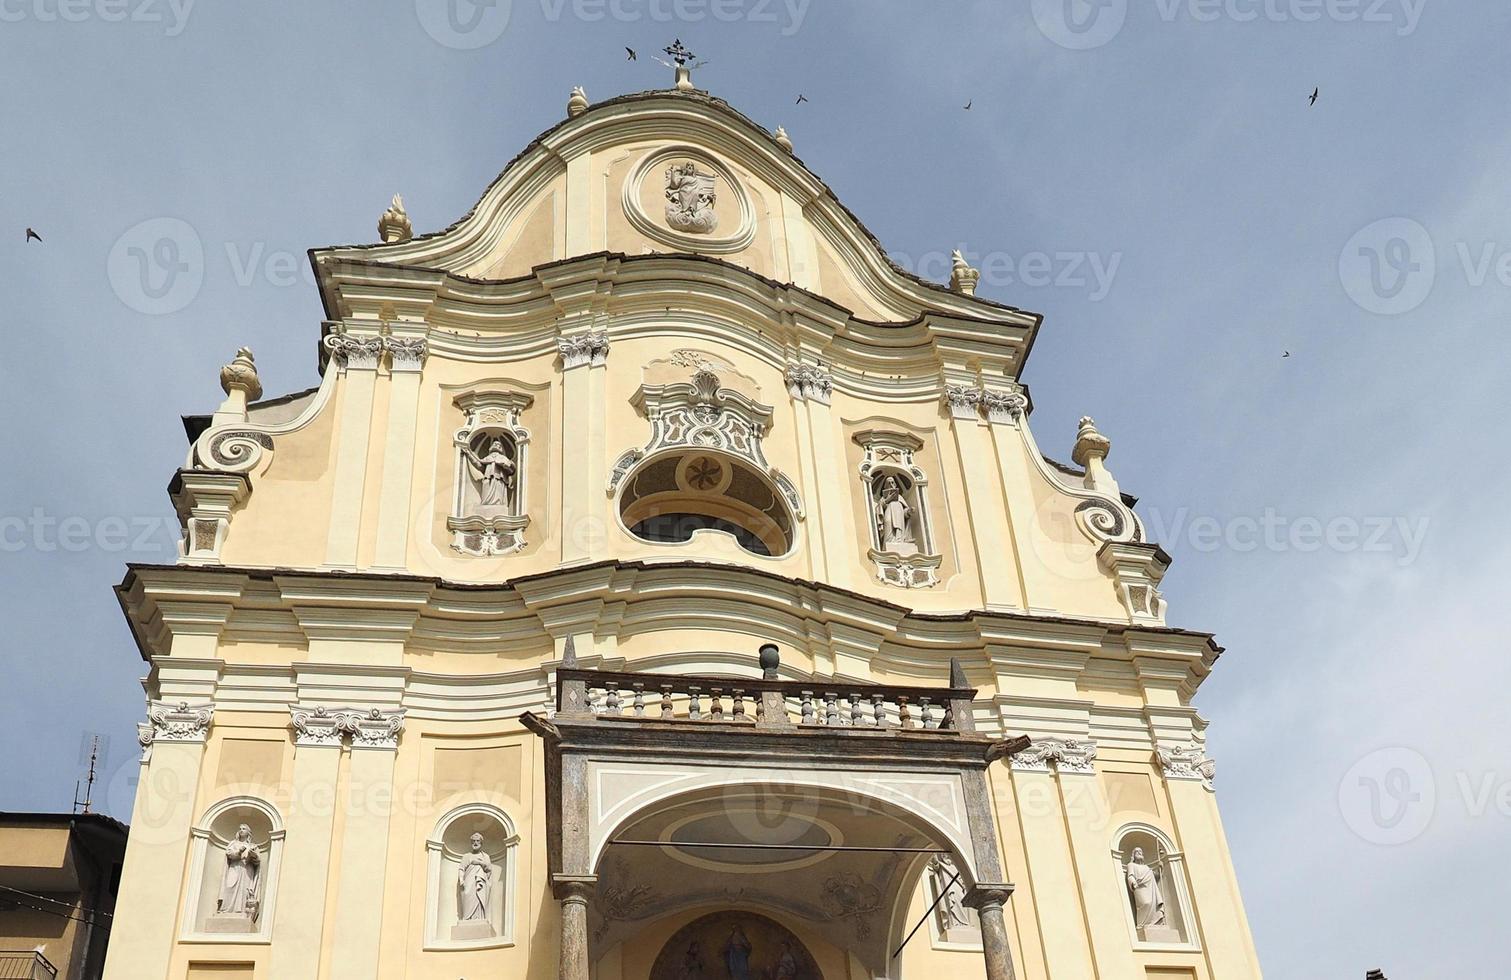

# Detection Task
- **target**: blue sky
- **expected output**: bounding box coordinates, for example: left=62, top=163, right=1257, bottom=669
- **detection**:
left=2, top=1, right=1506, bottom=974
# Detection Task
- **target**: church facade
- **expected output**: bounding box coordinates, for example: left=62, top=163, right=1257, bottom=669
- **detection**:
left=103, top=61, right=1262, bottom=980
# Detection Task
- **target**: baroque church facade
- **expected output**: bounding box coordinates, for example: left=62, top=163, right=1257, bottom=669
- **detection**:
left=103, top=60, right=1262, bottom=980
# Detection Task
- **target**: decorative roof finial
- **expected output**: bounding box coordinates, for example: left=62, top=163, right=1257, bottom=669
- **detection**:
left=774, top=126, right=793, bottom=153
left=215, top=347, right=261, bottom=423
left=655, top=38, right=706, bottom=92
left=378, top=194, right=412, bottom=243
left=1073, top=416, right=1119, bottom=495
left=949, top=249, right=981, bottom=296
left=567, top=86, right=589, bottom=118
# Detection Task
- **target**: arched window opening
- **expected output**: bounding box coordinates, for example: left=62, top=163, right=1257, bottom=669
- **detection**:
left=619, top=451, right=794, bottom=557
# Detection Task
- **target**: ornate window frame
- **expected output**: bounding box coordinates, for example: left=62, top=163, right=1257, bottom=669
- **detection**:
left=1110, top=822, right=1200, bottom=953
left=423, top=802, right=520, bottom=951
left=447, top=391, right=533, bottom=557
left=855, top=429, right=943, bottom=589
left=179, top=795, right=285, bottom=944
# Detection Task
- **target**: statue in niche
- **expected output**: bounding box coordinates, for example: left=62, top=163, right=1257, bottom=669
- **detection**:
left=930, top=854, right=979, bottom=943
left=458, top=833, right=494, bottom=922
left=216, top=824, right=261, bottom=920
left=665, top=162, right=718, bottom=234
left=460, top=435, right=516, bottom=513
left=1125, top=846, right=1180, bottom=942
left=874, top=475, right=918, bottom=556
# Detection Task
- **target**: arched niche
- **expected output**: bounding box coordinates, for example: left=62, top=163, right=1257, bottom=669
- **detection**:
left=179, top=796, right=284, bottom=942
left=424, top=802, right=519, bottom=950
left=649, top=910, right=823, bottom=980
left=855, top=429, right=943, bottom=588
left=618, top=449, right=796, bottom=558
left=1111, top=822, right=1198, bottom=950
left=448, top=391, right=533, bottom=556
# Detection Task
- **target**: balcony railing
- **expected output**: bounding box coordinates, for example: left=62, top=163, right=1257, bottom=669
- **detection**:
left=555, top=646, right=978, bottom=734
left=0, top=952, right=58, bottom=980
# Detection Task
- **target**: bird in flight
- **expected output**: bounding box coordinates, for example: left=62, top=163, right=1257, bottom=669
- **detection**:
left=963, top=99, right=973, bottom=111
left=1309, top=87, right=1319, bottom=106
left=25, top=228, right=41, bottom=243
left=1283, top=350, right=1291, bottom=358
left=795, top=94, right=808, bottom=105
left=626, top=47, right=636, bottom=60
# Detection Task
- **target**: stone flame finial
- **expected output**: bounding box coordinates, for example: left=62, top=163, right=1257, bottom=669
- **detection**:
left=774, top=126, right=793, bottom=153
left=949, top=249, right=981, bottom=296
left=567, top=86, right=589, bottom=118
left=220, top=347, right=262, bottom=402
left=1073, top=416, right=1119, bottom=495
left=215, top=347, right=261, bottom=423
left=378, top=194, right=412, bottom=243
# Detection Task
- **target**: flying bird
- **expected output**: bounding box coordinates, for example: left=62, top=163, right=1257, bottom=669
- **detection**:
left=1283, top=350, right=1291, bottom=358
left=626, top=47, right=636, bottom=60
left=796, top=94, right=808, bottom=105
left=963, top=99, right=973, bottom=111
left=25, top=228, right=41, bottom=243
left=1309, top=87, right=1319, bottom=106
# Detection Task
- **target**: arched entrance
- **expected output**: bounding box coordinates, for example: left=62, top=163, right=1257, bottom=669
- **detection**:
left=650, top=911, right=822, bottom=980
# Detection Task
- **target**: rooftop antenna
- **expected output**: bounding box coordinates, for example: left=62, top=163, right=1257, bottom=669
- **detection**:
left=72, top=736, right=100, bottom=814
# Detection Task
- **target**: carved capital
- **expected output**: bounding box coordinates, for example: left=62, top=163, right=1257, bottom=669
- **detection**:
left=1157, top=742, right=1216, bottom=790
left=290, top=705, right=406, bottom=750
left=783, top=363, right=833, bottom=404
left=323, top=333, right=385, bottom=370
left=981, top=385, right=1029, bottom=423
left=963, top=883, right=1015, bottom=912
left=1009, top=737, right=1098, bottom=775
left=557, top=330, right=610, bottom=369
left=145, top=700, right=215, bottom=744
left=385, top=336, right=429, bottom=372
left=552, top=873, right=598, bottom=904
left=942, top=383, right=984, bottom=420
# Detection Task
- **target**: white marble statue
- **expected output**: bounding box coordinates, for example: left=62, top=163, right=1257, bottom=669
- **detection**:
left=461, top=437, right=516, bottom=511
left=1125, top=846, right=1167, bottom=931
left=875, top=476, right=917, bottom=554
left=457, top=833, right=494, bottom=923
left=217, top=824, right=261, bottom=920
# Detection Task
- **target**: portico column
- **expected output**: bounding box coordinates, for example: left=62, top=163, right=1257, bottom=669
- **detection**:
left=965, top=884, right=1018, bottom=980
left=552, top=874, right=597, bottom=980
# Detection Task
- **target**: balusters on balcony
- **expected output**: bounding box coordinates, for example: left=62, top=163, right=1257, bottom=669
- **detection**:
left=553, top=654, right=976, bottom=734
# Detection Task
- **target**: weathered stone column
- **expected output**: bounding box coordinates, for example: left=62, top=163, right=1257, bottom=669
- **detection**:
left=966, top=884, right=1018, bottom=980
left=552, top=874, right=597, bottom=980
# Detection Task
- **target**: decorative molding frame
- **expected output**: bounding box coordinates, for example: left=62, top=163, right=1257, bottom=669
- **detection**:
left=289, top=705, right=406, bottom=750
left=423, top=802, right=520, bottom=951
left=1110, top=822, right=1201, bottom=952
left=179, top=795, right=286, bottom=945
left=620, top=145, right=757, bottom=254
left=856, top=429, right=941, bottom=589
left=608, top=367, right=805, bottom=521
left=1157, top=742, right=1216, bottom=791
left=1007, top=737, right=1098, bottom=775
left=448, top=391, right=534, bottom=557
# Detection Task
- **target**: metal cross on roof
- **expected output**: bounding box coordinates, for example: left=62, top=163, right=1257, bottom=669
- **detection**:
left=663, top=39, right=696, bottom=66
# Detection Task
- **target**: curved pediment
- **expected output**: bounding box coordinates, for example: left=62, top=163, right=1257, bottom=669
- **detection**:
left=312, top=89, right=1035, bottom=330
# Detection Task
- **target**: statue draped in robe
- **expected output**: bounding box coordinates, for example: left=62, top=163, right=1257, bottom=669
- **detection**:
left=457, top=833, right=494, bottom=922
left=217, top=824, right=260, bottom=919
left=462, top=437, right=515, bottom=510
left=1125, top=846, right=1167, bottom=928
left=722, top=924, right=752, bottom=980
left=875, top=476, right=916, bottom=553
